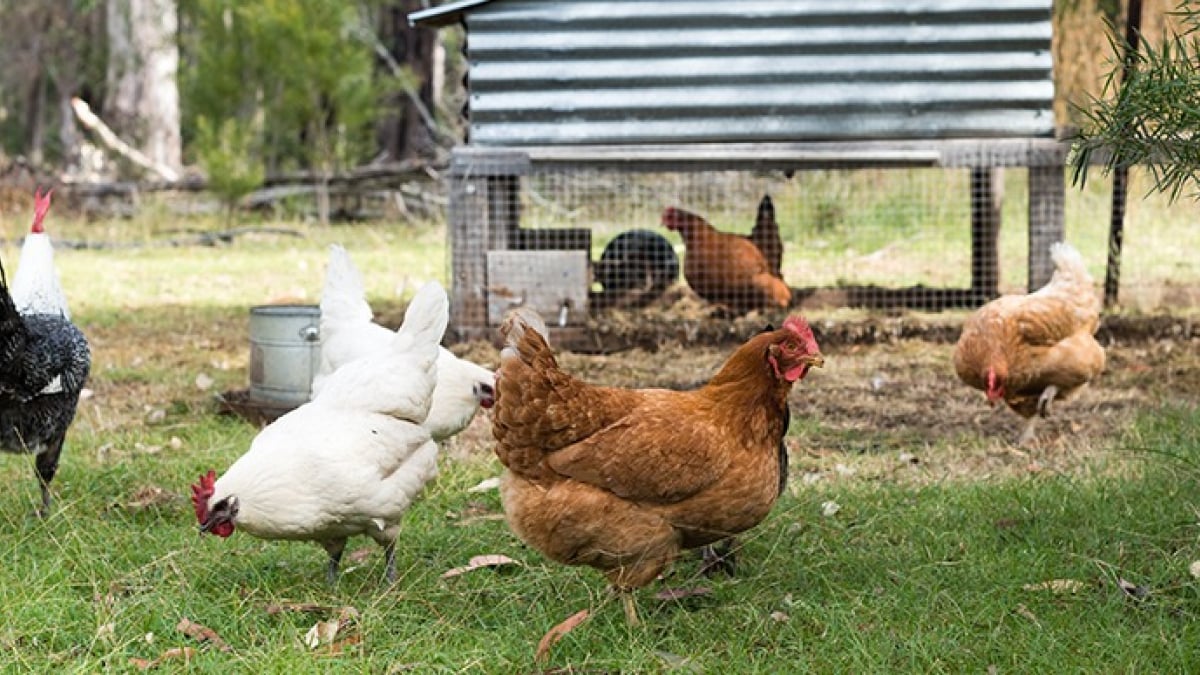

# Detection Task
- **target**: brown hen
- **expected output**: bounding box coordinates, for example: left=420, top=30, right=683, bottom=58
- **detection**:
left=954, top=242, right=1105, bottom=445
left=491, top=308, right=822, bottom=624
left=662, top=206, right=791, bottom=314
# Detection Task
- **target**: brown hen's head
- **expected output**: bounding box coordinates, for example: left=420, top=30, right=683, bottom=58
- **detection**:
left=985, top=366, right=1005, bottom=405
left=661, top=206, right=706, bottom=233
left=191, top=470, right=236, bottom=538
left=767, top=316, right=824, bottom=382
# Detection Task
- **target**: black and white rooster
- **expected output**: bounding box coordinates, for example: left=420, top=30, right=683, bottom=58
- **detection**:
left=1, top=189, right=90, bottom=516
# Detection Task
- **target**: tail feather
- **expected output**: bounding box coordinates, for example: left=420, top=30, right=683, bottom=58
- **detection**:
left=393, top=281, right=449, bottom=354
left=500, top=307, right=549, bottom=363
left=1042, top=241, right=1101, bottom=320
left=320, top=244, right=373, bottom=325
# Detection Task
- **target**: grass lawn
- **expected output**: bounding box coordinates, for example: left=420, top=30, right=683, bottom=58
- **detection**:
left=0, top=210, right=1198, bottom=672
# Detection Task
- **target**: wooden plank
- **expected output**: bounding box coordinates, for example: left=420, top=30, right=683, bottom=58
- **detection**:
left=447, top=172, right=490, bottom=338
left=486, top=250, right=590, bottom=326
left=1027, top=164, right=1065, bottom=290
left=970, top=167, right=1003, bottom=300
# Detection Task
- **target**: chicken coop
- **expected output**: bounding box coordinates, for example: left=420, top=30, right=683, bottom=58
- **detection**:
left=411, top=0, right=1067, bottom=347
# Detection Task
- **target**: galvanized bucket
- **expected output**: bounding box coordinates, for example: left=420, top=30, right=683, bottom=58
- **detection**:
left=248, top=305, right=321, bottom=407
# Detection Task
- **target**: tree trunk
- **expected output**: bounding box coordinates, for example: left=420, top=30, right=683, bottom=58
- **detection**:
left=104, top=0, right=182, bottom=173
left=376, top=0, right=439, bottom=161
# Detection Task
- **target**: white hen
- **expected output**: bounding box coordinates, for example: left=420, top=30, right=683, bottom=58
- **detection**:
left=311, top=244, right=494, bottom=441
left=13, top=188, right=70, bottom=319
left=192, top=281, right=449, bottom=584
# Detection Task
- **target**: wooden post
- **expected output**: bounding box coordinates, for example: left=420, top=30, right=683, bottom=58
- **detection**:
left=1027, top=164, right=1065, bottom=290
left=446, top=148, right=530, bottom=340
left=969, top=167, right=1002, bottom=302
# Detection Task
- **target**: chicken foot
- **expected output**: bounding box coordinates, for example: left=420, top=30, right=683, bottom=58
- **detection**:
left=1037, top=385, right=1059, bottom=417
left=698, top=538, right=739, bottom=578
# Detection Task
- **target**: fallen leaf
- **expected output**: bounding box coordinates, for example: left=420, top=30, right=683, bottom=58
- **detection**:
left=1022, top=579, right=1088, bottom=594
left=96, top=622, right=115, bottom=641
left=124, top=485, right=178, bottom=510
left=1117, top=578, right=1149, bottom=600
left=303, top=607, right=360, bottom=650
left=1014, top=603, right=1040, bottom=626
left=130, top=647, right=196, bottom=670
left=821, top=500, right=841, bottom=517
left=454, top=513, right=507, bottom=527
left=467, top=476, right=502, bottom=493
left=769, top=611, right=790, bottom=623
left=195, top=373, right=215, bottom=391
left=347, top=547, right=373, bottom=564
left=654, top=586, right=712, bottom=601
left=265, top=601, right=335, bottom=615
left=441, top=554, right=521, bottom=579
left=535, top=609, right=589, bottom=662
left=304, top=620, right=341, bottom=650
left=176, top=617, right=232, bottom=652
left=327, top=634, right=363, bottom=655
left=1190, top=561, right=1200, bottom=579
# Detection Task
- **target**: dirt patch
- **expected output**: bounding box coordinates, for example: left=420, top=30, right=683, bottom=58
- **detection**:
left=77, top=304, right=1200, bottom=488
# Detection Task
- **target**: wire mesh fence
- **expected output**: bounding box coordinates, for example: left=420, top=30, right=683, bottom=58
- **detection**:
left=453, top=162, right=1197, bottom=344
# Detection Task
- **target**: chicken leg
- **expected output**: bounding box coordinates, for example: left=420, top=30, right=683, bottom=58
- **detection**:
left=621, top=590, right=640, bottom=627
left=34, top=430, right=67, bottom=518
left=1037, top=385, right=1059, bottom=417
left=384, top=541, right=397, bottom=584
left=322, top=539, right=347, bottom=585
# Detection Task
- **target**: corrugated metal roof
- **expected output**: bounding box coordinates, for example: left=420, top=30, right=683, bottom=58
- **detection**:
left=416, top=0, right=1056, bottom=146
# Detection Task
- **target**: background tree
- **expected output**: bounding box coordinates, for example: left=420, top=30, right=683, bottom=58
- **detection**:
left=180, top=0, right=394, bottom=221
left=370, top=0, right=447, bottom=162
left=105, top=0, right=182, bottom=174
left=0, top=1, right=106, bottom=169
left=1071, top=2, right=1200, bottom=200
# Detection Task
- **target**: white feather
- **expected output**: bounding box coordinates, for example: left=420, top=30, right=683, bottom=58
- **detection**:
left=208, top=281, right=448, bottom=545
left=12, top=233, right=70, bottom=319
left=311, top=246, right=494, bottom=441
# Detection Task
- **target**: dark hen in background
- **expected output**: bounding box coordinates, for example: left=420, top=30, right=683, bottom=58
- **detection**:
left=593, top=229, right=679, bottom=309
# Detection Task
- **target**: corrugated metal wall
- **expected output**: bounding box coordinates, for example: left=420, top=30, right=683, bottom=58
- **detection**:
left=461, top=0, right=1055, bottom=146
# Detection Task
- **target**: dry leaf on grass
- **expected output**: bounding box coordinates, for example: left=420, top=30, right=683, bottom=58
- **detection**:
left=347, top=547, right=373, bottom=564
left=121, top=485, right=178, bottom=510
left=303, top=607, right=360, bottom=650
left=1190, top=561, right=1200, bottom=579
left=1022, top=579, right=1089, bottom=594
left=467, top=476, right=501, bottom=493
left=1117, top=578, right=1150, bottom=600
left=265, top=602, right=336, bottom=615
left=441, top=554, right=521, bottom=579
left=535, top=609, right=589, bottom=662
left=176, top=617, right=232, bottom=652
left=129, top=647, right=196, bottom=670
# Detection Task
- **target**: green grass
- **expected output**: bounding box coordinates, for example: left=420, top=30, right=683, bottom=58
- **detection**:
left=0, top=204, right=1197, bottom=671
left=3, top=402, right=1199, bottom=672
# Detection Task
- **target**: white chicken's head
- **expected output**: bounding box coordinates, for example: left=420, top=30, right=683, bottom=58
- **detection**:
left=191, top=470, right=237, bottom=538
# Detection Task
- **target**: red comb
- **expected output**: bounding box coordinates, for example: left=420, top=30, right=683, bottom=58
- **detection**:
left=31, top=187, right=53, bottom=234
left=783, top=315, right=815, bottom=345
left=191, top=470, right=217, bottom=524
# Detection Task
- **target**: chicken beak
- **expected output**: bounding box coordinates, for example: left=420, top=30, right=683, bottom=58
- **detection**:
left=804, top=354, right=825, bottom=368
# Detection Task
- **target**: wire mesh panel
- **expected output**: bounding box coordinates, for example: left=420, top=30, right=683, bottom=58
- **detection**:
left=447, top=151, right=1197, bottom=346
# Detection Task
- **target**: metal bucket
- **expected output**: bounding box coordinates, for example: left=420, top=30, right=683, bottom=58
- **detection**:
left=248, top=305, right=321, bottom=407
